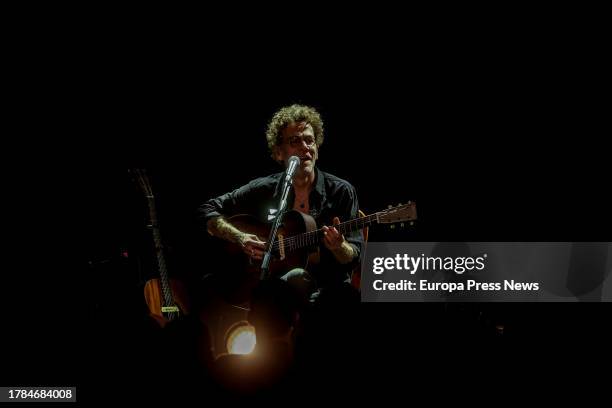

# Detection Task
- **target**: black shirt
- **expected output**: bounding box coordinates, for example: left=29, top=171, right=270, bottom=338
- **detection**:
left=198, top=168, right=363, bottom=287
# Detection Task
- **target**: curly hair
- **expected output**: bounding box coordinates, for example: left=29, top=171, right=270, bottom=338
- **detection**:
left=265, top=104, right=324, bottom=156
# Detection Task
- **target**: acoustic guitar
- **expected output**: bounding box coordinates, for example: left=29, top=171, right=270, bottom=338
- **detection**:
left=219, top=202, right=417, bottom=301
left=130, top=168, right=189, bottom=328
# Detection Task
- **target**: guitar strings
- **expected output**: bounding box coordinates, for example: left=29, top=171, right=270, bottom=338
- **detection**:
left=268, top=204, right=412, bottom=252
left=133, top=169, right=175, bottom=312
left=270, top=214, right=378, bottom=252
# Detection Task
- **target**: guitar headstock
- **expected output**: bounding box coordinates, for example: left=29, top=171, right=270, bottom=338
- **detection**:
left=377, top=201, right=417, bottom=225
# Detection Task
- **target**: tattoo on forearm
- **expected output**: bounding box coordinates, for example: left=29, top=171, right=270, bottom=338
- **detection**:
left=207, top=217, right=244, bottom=244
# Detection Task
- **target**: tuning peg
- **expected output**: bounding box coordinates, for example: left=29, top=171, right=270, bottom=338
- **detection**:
left=398, top=202, right=402, bottom=206
left=388, top=205, right=392, bottom=209
left=408, top=201, right=411, bottom=205
left=400, top=223, right=405, bottom=228
left=410, top=221, right=414, bottom=226
left=390, top=225, right=396, bottom=229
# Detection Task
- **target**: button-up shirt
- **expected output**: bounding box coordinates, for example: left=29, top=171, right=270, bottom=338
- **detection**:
left=198, top=168, right=363, bottom=287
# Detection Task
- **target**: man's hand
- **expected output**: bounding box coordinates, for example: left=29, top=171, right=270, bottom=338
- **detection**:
left=207, top=217, right=266, bottom=260
left=322, top=217, right=355, bottom=264
left=238, top=232, right=266, bottom=261
left=322, top=217, right=345, bottom=250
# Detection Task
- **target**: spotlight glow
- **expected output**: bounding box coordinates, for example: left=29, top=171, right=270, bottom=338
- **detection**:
left=226, top=323, right=256, bottom=355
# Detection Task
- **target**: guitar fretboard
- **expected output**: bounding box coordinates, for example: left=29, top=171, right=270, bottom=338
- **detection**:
left=272, top=213, right=378, bottom=252
left=132, top=168, right=176, bottom=313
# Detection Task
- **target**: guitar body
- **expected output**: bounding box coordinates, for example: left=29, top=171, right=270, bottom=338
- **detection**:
left=144, top=278, right=190, bottom=328
left=219, top=211, right=319, bottom=303
left=211, top=203, right=417, bottom=304
left=130, top=168, right=198, bottom=328
left=230, top=210, right=320, bottom=274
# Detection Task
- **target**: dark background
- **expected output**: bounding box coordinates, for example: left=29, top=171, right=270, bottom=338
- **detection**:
left=83, top=67, right=610, bottom=389
left=4, top=31, right=610, bottom=401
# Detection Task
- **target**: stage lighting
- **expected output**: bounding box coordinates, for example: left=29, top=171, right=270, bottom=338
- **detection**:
left=225, top=321, right=256, bottom=355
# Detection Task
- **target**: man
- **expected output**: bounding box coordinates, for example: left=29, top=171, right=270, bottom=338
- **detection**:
left=198, top=104, right=363, bottom=304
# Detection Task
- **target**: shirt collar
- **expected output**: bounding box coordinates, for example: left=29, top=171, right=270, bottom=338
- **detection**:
left=312, top=167, right=326, bottom=199
left=273, top=167, right=326, bottom=199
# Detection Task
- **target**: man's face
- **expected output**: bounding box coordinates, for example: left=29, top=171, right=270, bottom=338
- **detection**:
left=275, top=121, right=318, bottom=177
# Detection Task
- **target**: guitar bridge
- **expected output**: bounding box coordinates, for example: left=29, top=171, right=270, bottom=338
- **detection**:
left=278, top=233, right=285, bottom=260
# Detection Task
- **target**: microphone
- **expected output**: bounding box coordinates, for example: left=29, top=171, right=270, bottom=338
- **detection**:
left=285, top=156, right=301, bottom=181
left=262, top=155, right=301, bottom=278
left=259, top=156, right=300, bottom=280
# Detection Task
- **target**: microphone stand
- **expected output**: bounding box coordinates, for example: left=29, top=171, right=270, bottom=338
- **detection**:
left=260, top=172, right=293, bottom=280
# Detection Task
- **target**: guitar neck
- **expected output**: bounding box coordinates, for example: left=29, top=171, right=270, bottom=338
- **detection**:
left=274, top=213, right=379, bottom=251
left=334, top=213, right=379, bottom=236
left=145, top=196, right=174, bottom=306
left=131, top=168, right=176, bottom=307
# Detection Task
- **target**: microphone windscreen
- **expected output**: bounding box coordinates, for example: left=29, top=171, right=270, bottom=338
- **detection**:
left=288, top=156, right=300, bottom=167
